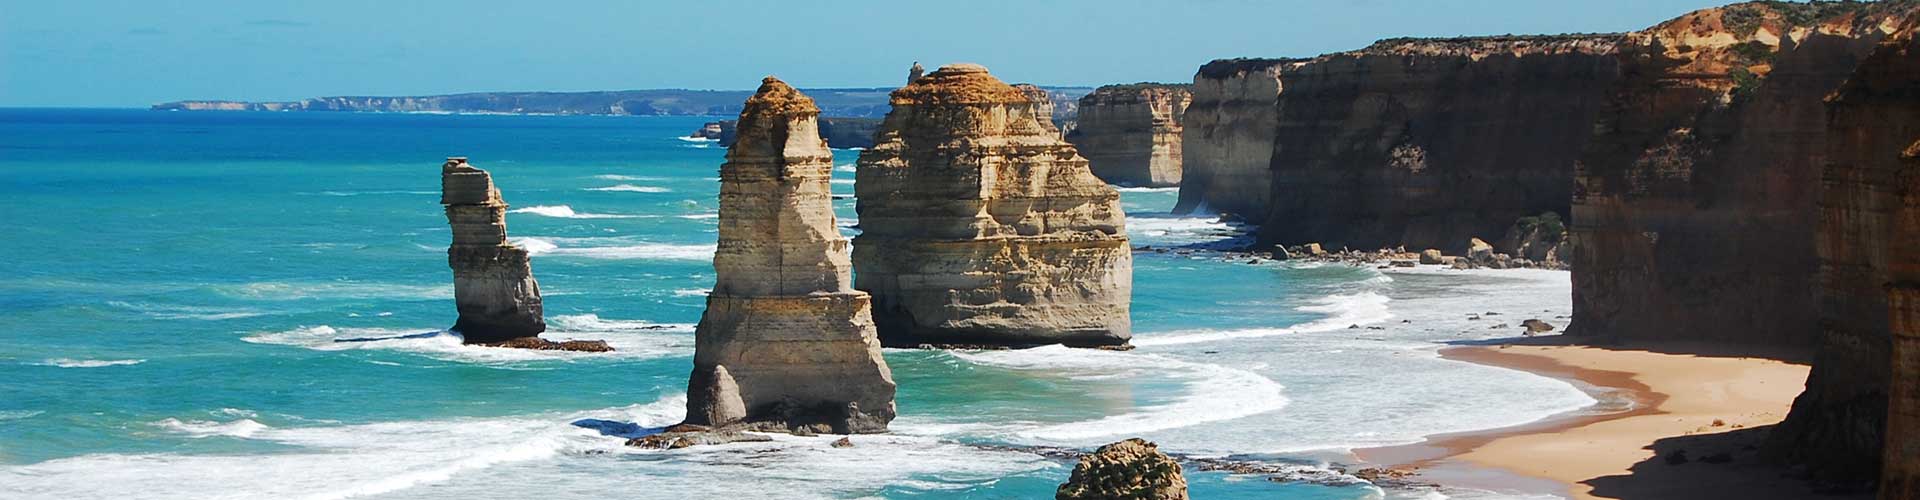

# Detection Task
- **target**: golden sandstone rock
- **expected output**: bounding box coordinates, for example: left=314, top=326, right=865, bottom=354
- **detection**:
left=441, top=158, right=547, bottom=344
left=683, top=77, right=896, bottom=434
left=854, top=64, right=1133, bottom=348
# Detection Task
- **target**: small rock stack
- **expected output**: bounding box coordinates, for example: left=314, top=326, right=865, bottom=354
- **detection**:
left=1056, top=438, right=1189, bottom=500
left=441, top=157, right=547, bottom=344
left=854, top=63, right=1134, bottom=348
left=683, top=77, right=897, bottom=434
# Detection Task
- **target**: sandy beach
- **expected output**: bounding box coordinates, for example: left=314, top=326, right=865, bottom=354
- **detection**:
left=1363, top=338, right=1859, bottom=499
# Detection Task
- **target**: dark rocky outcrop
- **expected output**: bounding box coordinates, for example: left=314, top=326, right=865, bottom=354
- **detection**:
left=1256, top=35, right=1621, bottom=254
left=1056, top=438, right=1189, bottom=500
left=1066, top=83, right=1191, bottom=187
left=1570, top=3, right=1905, bottom=355
left=853, top=63, right=1133, bottom=348
left=1174, top=58, right=1299, bottom=216
left=440, top=157, right=547, bottom=344
left=683, top=77, right=897, bottom=434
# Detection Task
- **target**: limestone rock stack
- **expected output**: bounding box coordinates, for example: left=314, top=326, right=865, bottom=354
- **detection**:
left=1055, top=438, right=1189, bottom=500
left=441, top=157, right=546, bottom=344
left=1173, top=58, right=1295, bottom=216
left=1013, top=84, right=1062, bottom=135
left=683, top=77, right=896, bottom=434
left=853, top=63, right=1133, bottom=348
left=1067, top=84, right=1191, bottom=187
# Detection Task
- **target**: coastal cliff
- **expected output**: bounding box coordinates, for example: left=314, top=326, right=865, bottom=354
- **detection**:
left=440, top=158, right=546, bottom=344
left=1256, top=35, right=1620, bottom=253
left=852, top=63, right=1133, bottom=348
left=1066, top=84, right=1191, bottom=187
left=1173, top=58, right=1296, bottom=216
left=1762, top=12, right=1920, bottom=491
left=1569, top=2, right=1904, bottom=354
left=684, top=77, right=896, bottom=434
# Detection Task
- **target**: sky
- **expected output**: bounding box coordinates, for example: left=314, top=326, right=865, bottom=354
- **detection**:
left=0, top=0, right=1730, bottom=107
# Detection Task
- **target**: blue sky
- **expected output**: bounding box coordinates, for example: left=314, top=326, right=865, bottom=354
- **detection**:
left=1, top=0, right=1727, bottom=107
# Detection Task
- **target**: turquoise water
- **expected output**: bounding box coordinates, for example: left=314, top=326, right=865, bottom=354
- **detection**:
left=0, top=109, right=1588, bottom=499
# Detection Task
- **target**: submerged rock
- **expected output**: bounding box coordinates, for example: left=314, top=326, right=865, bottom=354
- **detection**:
left=853, top=63, right=1133, bottom=348
left=1056, top=438, right=1189, bottom=500
left=440, top=157, right=546, bottom=344
left=684, top=77, right=897, bottom=434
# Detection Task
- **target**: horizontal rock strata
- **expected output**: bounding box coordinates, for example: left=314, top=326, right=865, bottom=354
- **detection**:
left=684, top=77, right=896, bottom=434
left=1257, top=35, right=1621, bottom=254
left=1766, top=10, right=1920, bottom=490
left=1067, top=83, right=1191, bottom=187
left=854, top=63, right=1133, bottom=348
left=441, top=157, right=547, bottom=344
left=1174, top=58, right=1299, bottom=216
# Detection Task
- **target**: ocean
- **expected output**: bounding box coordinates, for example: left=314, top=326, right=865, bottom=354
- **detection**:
left=0, top=109, right=1589, bottom=499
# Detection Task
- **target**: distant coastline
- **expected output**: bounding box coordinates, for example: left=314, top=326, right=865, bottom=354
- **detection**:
left=152, top=86, right=1094, bottom=118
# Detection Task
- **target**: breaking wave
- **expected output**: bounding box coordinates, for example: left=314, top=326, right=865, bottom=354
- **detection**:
left=1132, top=292, right=1393, bottom=347
left=510, top=205, right=640, bottom=219
left=36, top=358, right=145, bottom=368
left=514, top=237, right=714, bottom=261
left=584, top=184, right=671, bottom=193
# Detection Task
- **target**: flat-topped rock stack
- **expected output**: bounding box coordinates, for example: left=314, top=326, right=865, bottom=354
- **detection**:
left=854, top=63, right=1133, bottom=348
left=441, top=158, right=548, bottom=344
left=682, top=77, right=896, bottom=434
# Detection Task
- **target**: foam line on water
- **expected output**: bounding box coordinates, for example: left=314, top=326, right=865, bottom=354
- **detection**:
left=584, top=184, right=671, bottom=193
left=0, top=395, right=1060, bottom=500
left=106, top=301, right=265, bottom=320
left=1133, top=291, right=1393, bottom=347
left=936, top=345, right=1287, bottom=443
left=513, top=237, right=715, bottom=261
left=1114, top=186, right=1179, bottom=193
left=242, top=315, right=693, bottom=364
left=34, top=358, right=145, bottom=368
left=510, top=205, right=642, bottom=219
left=213, top=282, right=452, bottom=301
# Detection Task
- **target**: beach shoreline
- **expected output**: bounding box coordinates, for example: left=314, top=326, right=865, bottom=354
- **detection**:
left=1357, top=337, right=1852, bottom=499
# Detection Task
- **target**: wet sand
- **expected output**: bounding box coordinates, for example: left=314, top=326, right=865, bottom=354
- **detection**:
left=1359, top=338, right=1851, bottom=499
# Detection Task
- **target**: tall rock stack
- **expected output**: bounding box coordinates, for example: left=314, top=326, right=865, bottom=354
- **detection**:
left=1777, top=16, right=1920, bottom=494
left=441, top=157, right=546, bottom=344
left=1067, top=83, right=1191, bottom=187
left=1173, top=58, right=1296, bottom=216
left=683, top=77, right=896, bottom=434
left=854, top=63, right=1133, bottom=348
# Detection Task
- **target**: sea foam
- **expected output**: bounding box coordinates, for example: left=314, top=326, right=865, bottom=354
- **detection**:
left=36, top=358, right=145, bottom=368
left=1133, top=291, right=1393, bottom=347
left=584, top=184, right=671, bottom=193
left=514, top=237, right=714, bottom=261
left=510, top=205, right=640, bottom=219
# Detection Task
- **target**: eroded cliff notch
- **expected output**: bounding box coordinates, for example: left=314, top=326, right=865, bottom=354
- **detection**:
left=684, top=77, right=897, bottom=434
left=853, top=63, right=1134, bottom=348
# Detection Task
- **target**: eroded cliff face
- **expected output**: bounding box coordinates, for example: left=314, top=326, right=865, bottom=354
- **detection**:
left=685, top=77, right=896, bottom=434
left=1757, top=14, right=1920, bottom=490
left=853, top=64, right=1133, bottom=348
left=441, top=158, right=546, bottom=344
left=1570, top=3, right=1904, bottom=356
left=1174, top=59, right=1295, bottom=216
left=1067, top=84, right=1191, bottom=187
left=1252, top=36, right=1619, bottom=253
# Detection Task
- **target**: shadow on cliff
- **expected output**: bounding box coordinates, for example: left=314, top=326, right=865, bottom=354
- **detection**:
left=1582, top=425, right=1872, bottom=499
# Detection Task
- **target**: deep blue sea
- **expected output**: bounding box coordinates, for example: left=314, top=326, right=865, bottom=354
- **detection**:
left=0, top=109, right=1588, bottom=499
